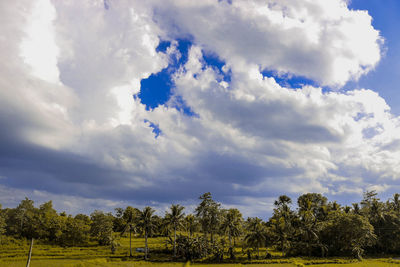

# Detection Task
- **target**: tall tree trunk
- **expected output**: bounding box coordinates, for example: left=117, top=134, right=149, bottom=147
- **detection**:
left=257, top=246, right=260, bottom=259
left=129, top=228, right=132, bottom=257
left=144, top=231, right=148, bottom=260
left=26, top=238, right=33, bottom=267
left=173, top=224, right=176, bottom=258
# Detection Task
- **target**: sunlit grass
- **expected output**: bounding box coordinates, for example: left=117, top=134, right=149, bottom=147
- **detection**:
left=2, top=235, right=400, bottom=266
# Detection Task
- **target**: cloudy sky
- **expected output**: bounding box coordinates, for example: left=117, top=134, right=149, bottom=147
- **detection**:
left=1, top=0, right=400, bottom=218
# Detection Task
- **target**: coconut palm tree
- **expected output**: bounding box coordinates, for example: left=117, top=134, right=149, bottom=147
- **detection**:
left=391, top=193, right=400, bottom=212
left=121, top=206, right=139, bottom=257
left=271, top=195, right=294, bottom=254
left=137, top=207, right=156, bottom=260
left=165, top=204, right=185, bottom=258
left=220, top=208, right=243, bottom=259
left=298, top=200, right=320, bottom=256
left=244, top=217, right=266, bottom=259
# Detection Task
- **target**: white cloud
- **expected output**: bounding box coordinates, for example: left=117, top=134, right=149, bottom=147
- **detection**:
left=20, top=0, right=60, bottom=84
left=0, top=0, right=399, bottom=216
left=151, top=0, right=383, bottom=86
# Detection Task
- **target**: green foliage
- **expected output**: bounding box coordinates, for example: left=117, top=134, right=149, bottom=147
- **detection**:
left=244, top=217, right=267, bottom=259
left=90, top=210, right=114, bottom=245
left=220, top=208, right=243, bottom=259
left=184, top=214, right=199, bottom=238
left=4, top=191, right=400, bottom=264
left=59, top=215, right=91, bottom=246
left=195, top=192, right=222, bottom=242
left=165, top=204, right=185, bottom=257
left=175, top=235, right=209, bottom=261
left=5, top=198, right=39, bottom=239
left=269, top=195, right=296, bottom=255
left=321, top=210, right=376, bottom=258
left=0, top=204, right=6, bottom=237
left=137, top=207, right=157, bottom=260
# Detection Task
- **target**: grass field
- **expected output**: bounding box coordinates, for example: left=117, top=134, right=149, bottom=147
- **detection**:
left=1, top=235, right=400, bottom=267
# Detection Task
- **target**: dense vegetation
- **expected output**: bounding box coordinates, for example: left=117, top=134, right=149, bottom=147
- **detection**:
left=1, top=191, right=400, bottom=263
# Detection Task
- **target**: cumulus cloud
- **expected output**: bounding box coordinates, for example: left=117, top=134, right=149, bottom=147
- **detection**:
left=152, top=0, right=383, bottom=86
left=0, top=0, right=399, bottom=217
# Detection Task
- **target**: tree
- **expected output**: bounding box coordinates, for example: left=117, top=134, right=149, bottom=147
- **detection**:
left=184, top=214, right=198, bottom=238
left=137, top=207, right=157, bottom=260
left=0, top=204, right=6, bottom=244
left=321, top=211, right=376, bottom=259
left=120, top=206, right=140, bottom=257
left=37, top=201, right=62, bottom=242
left=220, top=208, right=243, bottom=259
left=297, top=193, right=328, bottom=221
left=195, top=192, right=221, bottom=242
left=7, top=198, right=38, bottom=239
left=90, top=210, right=114, bottom=245
left=244, top=217, right=267, bottom=259
left=269, top=195, right=295, bottom=255
left=165, top=204, right=185, bottom=258
left=390, top=193, right=400, bottom=213
left=297, top=198, right=322, bottom=256
left=175, top=234, right=209, bottom=261
left=59, top=215, right=90, bottom=246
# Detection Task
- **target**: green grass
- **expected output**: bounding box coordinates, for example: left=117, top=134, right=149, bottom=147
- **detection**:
left=1, top=235, right=400, bottom=266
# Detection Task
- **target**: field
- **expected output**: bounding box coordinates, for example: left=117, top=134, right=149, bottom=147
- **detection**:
left=1, top=235, right=400, bottom=267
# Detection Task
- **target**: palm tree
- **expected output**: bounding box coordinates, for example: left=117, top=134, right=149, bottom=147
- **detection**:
left=352, top=203, right=361, bottom=215
left=390, top=193, right=400, bottom=213
left=271, top=195, right=294, bottom=254
left=120, top=206, right=139, bottom=257
left=165, top=204, right=185, bottom=258
left=298, top=200, right=320, bottom=256
left=137, top=207, right=156, bottom=260
left=184, top=214, right=197, bottom=238
left=220, top=208, right=243, bottom=259
left=244, top=217, right=266, bottom=259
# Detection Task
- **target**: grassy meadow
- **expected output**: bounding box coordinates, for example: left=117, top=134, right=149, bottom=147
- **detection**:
left=1, top=235, right=400, bottom=267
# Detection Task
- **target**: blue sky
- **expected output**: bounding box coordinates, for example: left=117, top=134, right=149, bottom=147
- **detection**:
left=347, top=0, right=400, bottom=115
left=1, top=0, right=400, bottom=218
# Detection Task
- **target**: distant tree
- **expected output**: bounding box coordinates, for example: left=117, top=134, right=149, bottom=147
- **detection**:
left=390, top=193, right=400, bottom=213
left=108, top=234, right=121, bottom=254
left=244, top=217, right=267, bottom=259
left=0, top=204, right=6, bottom=243
left=59, top=215, right=90, bottom=246
left=6, top=198, right=39, bottom=239
left=120, top=206, right=140, bottom=257
left=297, top=193, right=328, bottom=221
left=352, top=203, right=361, bottom=215
left=165, top=204, right=185, bottom=258
left=6, top=199, right=40, bottom=267
left=321, top=211, right=376, bottom=259
left=175, top=234, right=209, bottom=261
left=297, top=198, right=322, bottom=256
left=184, top=214, right=198, bottom=238
left=137, top=207, right=157, bottom=260
left=90, top=210, right=114, bottom=245
left=113, top=207, right=125, bottom=232
left=220, top=208, right=243, bottom=259
left=37, top=201, right=62, bottom=242
left=269, top=195, right=295, bottom=255
left=195, top=192, right=221, bottom=242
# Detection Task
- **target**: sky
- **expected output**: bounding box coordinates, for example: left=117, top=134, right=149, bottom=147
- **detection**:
left=1, top=0, right=400, bottom=219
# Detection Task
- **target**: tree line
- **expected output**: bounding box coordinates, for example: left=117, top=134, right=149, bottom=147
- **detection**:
left=1, top=191, right=400, bottom=261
